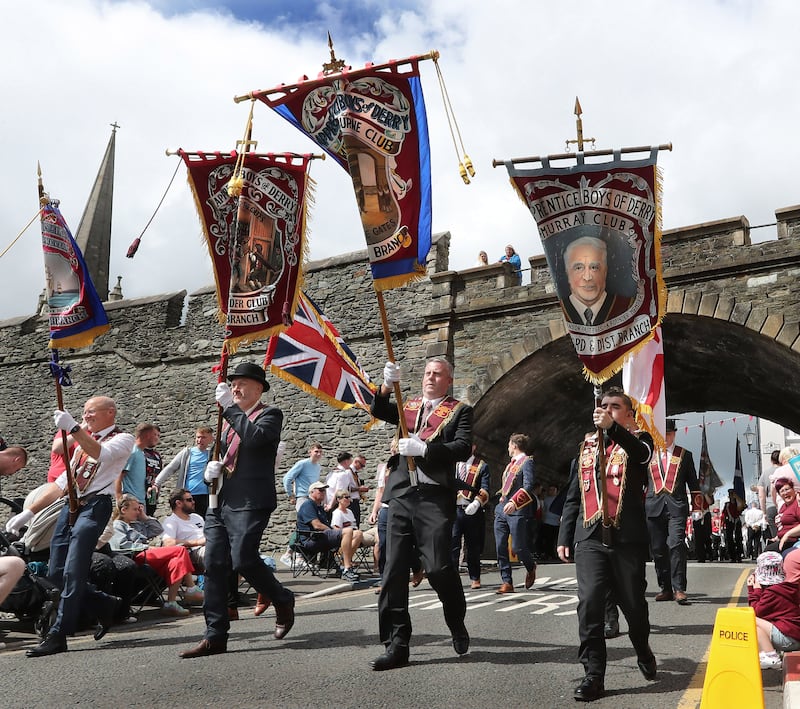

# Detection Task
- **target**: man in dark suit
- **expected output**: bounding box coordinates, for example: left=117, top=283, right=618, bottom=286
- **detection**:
left=370, top=356, right=472, bottom=671
left=557, top=386, right=656, bottom=702
left=180, top=362, right=294, bottom=658
left=645, top=418, right=700, bottom=606
left=493, top=433, right=537, bottom=594
left=560, top=236, right=635, bottom=326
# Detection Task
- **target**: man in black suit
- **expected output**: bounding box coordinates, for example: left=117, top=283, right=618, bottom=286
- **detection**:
left=557, top=386, right=656, bottom=702
left=180, top=362, right=294, bottom=658
left=370, top=356, right=472, bottom=671
left=645, top=419, right=700, bottom=606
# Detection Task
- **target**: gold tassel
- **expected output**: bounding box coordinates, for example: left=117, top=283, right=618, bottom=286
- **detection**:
left=433, top=55, right=475, bottom=186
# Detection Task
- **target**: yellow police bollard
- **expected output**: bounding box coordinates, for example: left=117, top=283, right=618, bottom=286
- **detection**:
left=700, top=606, right=763, bottom=708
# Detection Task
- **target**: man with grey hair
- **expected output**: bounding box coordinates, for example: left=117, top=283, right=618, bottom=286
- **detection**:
left=561, top=236, right=633, bottom=326
left=370, top=356, right=472, bottom=670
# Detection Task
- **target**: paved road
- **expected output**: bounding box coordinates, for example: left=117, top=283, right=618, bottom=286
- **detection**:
left=0, top=561, right=783, bottom=708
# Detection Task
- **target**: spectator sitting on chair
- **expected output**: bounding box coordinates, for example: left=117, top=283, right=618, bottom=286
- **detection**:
left=162, top=488, right=206, bottom=571
left=297, top=482, right=361, bottom=582
left=331, top=488, right=375, bottom=564
left=110, top=495, right=202, bottom=616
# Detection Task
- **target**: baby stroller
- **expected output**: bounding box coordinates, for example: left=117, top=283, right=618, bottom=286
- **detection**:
left=0, top=528, right=60, bottom=639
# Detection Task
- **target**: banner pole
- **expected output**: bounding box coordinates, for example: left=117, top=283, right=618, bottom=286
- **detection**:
left=594, top=385, right=612, bottom=547
left=52, top=353, right=80, bottom=526
left=492, top=143, right=673, bottom=168
left=375, top=289, right=418, bottom=486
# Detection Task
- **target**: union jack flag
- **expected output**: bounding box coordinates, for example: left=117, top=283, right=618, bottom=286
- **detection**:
left=264, top=292, right=376, bottom=415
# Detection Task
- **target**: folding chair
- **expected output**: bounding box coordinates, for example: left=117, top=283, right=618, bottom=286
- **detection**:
left=352, top=544, right=376, bottom=576
left=288, top=530, right=341, bottom=579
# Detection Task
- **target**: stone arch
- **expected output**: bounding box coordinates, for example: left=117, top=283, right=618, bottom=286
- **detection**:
left=469, top=305, right=800, bottom=488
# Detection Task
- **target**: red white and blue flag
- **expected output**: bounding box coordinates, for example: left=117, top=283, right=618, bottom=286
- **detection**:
left=264, top=292, right=376, bottom=414
left=623, top=325, right=666, bottom=449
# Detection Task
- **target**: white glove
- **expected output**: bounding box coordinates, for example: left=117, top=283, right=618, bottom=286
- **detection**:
left=465, top=499, right=481, bottom=515
left=215, top=382, right=234, bottom=409
left=383, top=361, right=401, bottom=389
left=204, top=461, right=224, bottom=483
left=275, top=440, right=287, bottom=469
left=6, top=509, right=34, bottom=535
left=398, top=434, right=427, bottom=458
left=53, top=409, right=78, bottom=432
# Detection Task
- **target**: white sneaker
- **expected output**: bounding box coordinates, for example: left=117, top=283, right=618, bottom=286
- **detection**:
left=161, top=601, right=190, bottom=617
left=182, top=587, right=204, bottom=605
left=759, top=651, right=782, bottom=669
left=279, top=552, right=293, bottom=568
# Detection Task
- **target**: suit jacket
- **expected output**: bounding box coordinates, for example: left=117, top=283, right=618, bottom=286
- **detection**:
left=371, top=391, right=472, bottom=502
left=645, top=446, right=699, bottom=518
left=558, top=423, right=653, bottom=547
left=561, top=292, right=634, bottom=326
left=498, top=456, right=537, bottom=518
left=220, top=404, right=283, bottom=512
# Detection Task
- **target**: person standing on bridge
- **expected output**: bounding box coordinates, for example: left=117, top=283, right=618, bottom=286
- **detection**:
left=557, top=386, right=656, bottom=702
left=645, top=418, right=700, bottom=606
left=370, top=356, right=472, bottom=671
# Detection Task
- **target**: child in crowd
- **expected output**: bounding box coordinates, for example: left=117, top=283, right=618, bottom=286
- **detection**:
left=747, top=551, right=800, bottom=669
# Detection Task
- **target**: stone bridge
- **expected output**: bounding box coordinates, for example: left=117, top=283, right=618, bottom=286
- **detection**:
left=1, top=204, right=799, bottom=548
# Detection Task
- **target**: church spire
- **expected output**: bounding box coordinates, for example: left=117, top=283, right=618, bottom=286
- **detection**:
left=75, top=123, right=117, bottom=301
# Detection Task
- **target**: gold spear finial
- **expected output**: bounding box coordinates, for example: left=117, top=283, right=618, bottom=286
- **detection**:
left=37, top=161, right=48, bottom=204
left=322, top=32, right=346, bottom=75
left=565, top=96, right=596, bottom=152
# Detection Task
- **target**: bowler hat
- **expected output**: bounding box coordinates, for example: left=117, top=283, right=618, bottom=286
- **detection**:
left=228, top=362, right=270, bottom=391
left=665, top=419, right=677, bottom=433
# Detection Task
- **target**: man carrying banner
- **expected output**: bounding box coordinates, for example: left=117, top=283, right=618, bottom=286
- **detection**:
left=6, top=396, right=135, bottom=657
left=645, top=419, right=700, bottom=606
left=370, top=357, right=472, bottom=670
left=180, top=362, right=294, bottom=658
left=557, top=387, right=656, bottom=701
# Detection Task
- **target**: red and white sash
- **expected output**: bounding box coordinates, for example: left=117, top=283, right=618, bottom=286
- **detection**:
left=649, top=445, right=685, bottom=495
left=579, top=435, right=629, bottom=528
left=221, top=403, right=265, bottom=475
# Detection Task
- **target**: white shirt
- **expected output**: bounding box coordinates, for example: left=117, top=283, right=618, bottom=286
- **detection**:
left=743, top=507, right=765, bottom=528
left=161, top=512, right=205, bottom=543
left=326, top=466, right=355, bottom=507
left=416, top=396, right=444, bottom=486
left=331, top=508, right=357, bottom=529
left=56, top=425, right=135, bottom=496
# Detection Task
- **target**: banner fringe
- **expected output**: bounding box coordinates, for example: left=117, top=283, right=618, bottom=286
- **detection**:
left=48, top=325, right=110, bottom=350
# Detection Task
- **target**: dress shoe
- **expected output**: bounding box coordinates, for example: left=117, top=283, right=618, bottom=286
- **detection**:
left=603, top=621, right=620, bottom=639
left=573, top=675, right=604, bottom=702
left=410, top=569, right=424, bottom=587
left=227, top=607, right=239, bottom=621
left=674, top=591, right=690, bottom=605
left=254, top=593, right=271, bottom=617
left=637, top=651, right=658, bottom=680
left=26, top=633, right=68, bottom=658
left=370, top=647, right=410, bottom=671
left=179, top=637, right=227, bottom=658
left=273, top=595, right=295, bottom=639
left=496, top=582, right=515, bottom=594
left=94, top=595, right=122, bottom=641
left=451, top=623, right=470, bottom=655
left=470, top=580, right=481, bottom=590
left=654, top=590, right=673, bottom=602
left=524, top=564, right=537, bottom=589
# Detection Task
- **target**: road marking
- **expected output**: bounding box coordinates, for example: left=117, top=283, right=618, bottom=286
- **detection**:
left=496, top=593, right=578, bottom=614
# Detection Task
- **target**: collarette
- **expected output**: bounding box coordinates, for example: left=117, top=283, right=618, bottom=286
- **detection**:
left=422, top=396, right=445, bottom=408
left=90, top=424, right=117, bottom=439
left=243, top=401, right=263, bottom=416
left=512, top=453, right=526, bottom=463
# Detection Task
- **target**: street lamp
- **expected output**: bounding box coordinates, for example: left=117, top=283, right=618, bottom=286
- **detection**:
left=744, top=423, right=756, bottom=453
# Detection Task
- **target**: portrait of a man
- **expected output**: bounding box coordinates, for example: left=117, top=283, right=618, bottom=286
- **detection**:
left=560, top=236, right=635, bottom=326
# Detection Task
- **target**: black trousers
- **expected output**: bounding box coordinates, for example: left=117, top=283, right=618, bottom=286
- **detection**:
left=451, top=506, right=485, bottom=581
left=575, top=537, right=651, bottom=680
left=646, top=508, right=688, bottom=593
left=378, top=487, right=466, bottom=651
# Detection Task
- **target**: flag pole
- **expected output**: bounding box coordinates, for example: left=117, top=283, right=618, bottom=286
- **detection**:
left=38, top=167, right=80, bottom=526
left=594, top=385, right=612, bottom=546
left=208, top=343, right=229, bottom=510
left=375, top=290, right=418, bottom=486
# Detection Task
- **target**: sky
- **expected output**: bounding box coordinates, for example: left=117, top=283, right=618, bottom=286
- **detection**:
left=1, top=2, right=798, bottom=463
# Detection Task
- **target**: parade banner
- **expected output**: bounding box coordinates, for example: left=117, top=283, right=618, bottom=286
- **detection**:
left=698, top=418, right=724, bottom=496
left=180, top=150, right=310, bottom=350
left=264, top=292, right=376, bottom=415
left=40, top=199, right=109, bottom=349
left=506, top=150, right=667, bottom=382
left=253, top=59, right=432, bottom=290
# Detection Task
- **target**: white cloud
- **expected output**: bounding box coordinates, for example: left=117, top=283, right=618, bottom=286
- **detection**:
left=1, top=0, right=798, bottom=319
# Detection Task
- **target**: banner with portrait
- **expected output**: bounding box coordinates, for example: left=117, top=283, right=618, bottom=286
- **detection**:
left=506, top=150, right=667, bottom=382
left=253, top=59, right=432, bottom=291
left=40, top=199, right=110, bottom=349
left=180, top=150, right=310, bottom=351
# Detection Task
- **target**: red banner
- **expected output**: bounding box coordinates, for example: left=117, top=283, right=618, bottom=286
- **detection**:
left=180, top=151, right=310, bottom=351
left=506, top=151, right=667, bottom=382
left=253, top=60, right=432, bottom=291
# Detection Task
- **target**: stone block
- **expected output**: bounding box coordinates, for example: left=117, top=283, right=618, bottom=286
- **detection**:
left=730, top=302, right=752, bottom=326
left=683, top=291, right=701, bottom=315
left=698, top=293, right=719, bottom=317
left=760, top=313, right=784, bottom=339
left=714, top=296, right=735, bottom=321
left=667, top=290, right=684, bottom=313
left=744, top=307, right=767, bottom=333
left=778, top=322, right=800, bottom=349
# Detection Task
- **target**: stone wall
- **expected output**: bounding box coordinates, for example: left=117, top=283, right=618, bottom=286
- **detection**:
left=0, top=234, right=451, bottom=553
